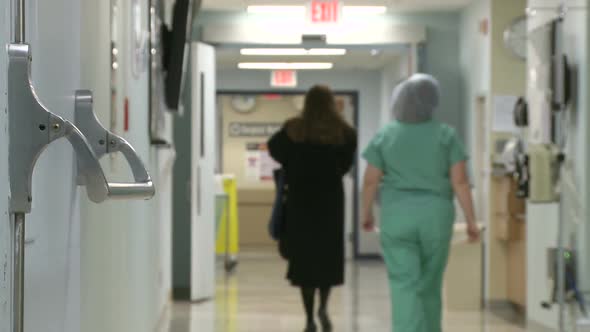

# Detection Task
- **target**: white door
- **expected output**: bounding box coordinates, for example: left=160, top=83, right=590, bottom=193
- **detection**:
left=474, top=96, right=488, bottom=219
left=0, top=2, right=12, bottom=332
left=336, top=95, right=358, bottom=259
left=191, top=42, right=217, bottom=301
left=12, top=0, right=85, bottom=331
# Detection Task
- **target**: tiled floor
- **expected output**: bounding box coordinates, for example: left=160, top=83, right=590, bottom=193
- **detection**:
left=158, top=251, right=547, bottom=332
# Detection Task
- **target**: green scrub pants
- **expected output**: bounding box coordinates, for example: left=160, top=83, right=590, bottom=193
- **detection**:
left=380, top=194, right=455, bottom=332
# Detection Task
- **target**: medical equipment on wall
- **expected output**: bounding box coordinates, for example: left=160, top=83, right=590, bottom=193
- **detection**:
left=500, top=137, right=530, bottom=199
left=8, top=1, right=155, bottom=331
left=527, top=17, right=571, bottom=146
left=527, top=4, right=581, bottom=330
left=541, top=249, right=588, bottom=318
left=528, top=144, right=565, bottom=202
left=526, top=15, right=571, bottom=204
left=514, top=97, right=529, bottom=127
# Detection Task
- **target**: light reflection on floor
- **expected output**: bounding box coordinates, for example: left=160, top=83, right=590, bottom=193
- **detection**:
left=158, top=251, right=546, bottom=332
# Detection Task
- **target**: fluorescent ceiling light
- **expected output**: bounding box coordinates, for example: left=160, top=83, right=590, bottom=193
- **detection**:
left=308, top=48, right=347, bottom=55
left=247, top=6, right=305, bottom=14
left=343, top=6, right=388, bottom=15
left=238, top=62, right=334, bottom=70
left=240, top=48, right=347, bottom=56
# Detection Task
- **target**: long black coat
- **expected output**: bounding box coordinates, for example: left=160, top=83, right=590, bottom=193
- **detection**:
left=268, top=127, right=357, bottom=287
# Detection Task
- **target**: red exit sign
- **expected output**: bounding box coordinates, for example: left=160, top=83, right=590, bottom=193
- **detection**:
left=271, top=70, right=298, bottom=88
left=308, top=0, right=341, bottom=24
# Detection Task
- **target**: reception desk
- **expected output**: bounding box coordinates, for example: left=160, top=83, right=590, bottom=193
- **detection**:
left=238, top=188, right=275, bottom=247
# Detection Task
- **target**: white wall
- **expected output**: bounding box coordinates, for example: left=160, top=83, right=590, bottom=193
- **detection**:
left=24, top=0, right=85, bottom=330
left=0, top=1, right=11, bottom=332
left=0, top=1, right=172, bottom=331
left=1, top=1, right=82, bottom=331
left=460, top=0, right=491, bottom=156
left=380, top=56, right=411, bottom=124
left=526, top=0, right=588, bottom=329
left=80, top=0, right=174, bottom=331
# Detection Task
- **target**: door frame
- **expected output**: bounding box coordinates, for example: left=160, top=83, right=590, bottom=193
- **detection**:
left=216, top=90, right=360, bottom=258
left=474, top=94, right=490, bottom=306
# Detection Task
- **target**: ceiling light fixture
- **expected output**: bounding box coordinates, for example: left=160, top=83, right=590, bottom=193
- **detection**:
left=238, top=62, right=334, bottom=70
left=247, top=6, right=306, bottom=14
left=308, top=48, right=347, bottom=56
left=342, top=6, right=388, bottom=15
left=240, top=48, right=347, bottom=56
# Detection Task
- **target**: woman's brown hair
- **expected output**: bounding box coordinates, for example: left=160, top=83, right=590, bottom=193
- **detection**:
left=286, top=85, right=354, bottom=145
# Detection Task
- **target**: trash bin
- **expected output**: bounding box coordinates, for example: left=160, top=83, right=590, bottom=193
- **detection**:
left=215, top=194, right=228, bottom=236
left=215, top=174, right=239, bottom=272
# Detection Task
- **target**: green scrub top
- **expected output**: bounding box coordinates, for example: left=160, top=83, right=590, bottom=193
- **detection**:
left=362, top=120, right=467, bottom=200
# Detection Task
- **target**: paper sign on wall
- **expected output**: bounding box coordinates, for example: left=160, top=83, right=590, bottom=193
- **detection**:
left=245, top=143, right=280, bottom=181
left=271, top=70, right=298, bottom=88
left=245, top=147, right=261, bottom=181
left=259, top=145, right=280, bottom=181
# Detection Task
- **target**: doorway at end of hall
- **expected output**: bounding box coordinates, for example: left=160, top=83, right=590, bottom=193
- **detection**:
left=216, top=90, right=360, bottom=259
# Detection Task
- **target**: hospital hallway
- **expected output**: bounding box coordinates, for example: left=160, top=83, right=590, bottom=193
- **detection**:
left=157, top=251, right=544, bottom=332
left=2, top=0, right=590, bottom=331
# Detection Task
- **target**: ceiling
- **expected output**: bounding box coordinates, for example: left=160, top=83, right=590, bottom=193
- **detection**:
left=201, top=0, right=473, bottom=12
left=216, top=46, right=404, bottom=70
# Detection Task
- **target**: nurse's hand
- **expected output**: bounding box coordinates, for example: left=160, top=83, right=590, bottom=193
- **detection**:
left=363, top=215, right=376, bottom=232
left=467, top=223, right=481, bottom=243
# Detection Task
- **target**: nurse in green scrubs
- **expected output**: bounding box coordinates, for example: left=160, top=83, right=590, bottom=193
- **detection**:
left=361, top=74, right=480, bottom=332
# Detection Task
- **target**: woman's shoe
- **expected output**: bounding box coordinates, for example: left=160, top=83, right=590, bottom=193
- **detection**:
left=318, top=311, right=332, bottom=331
left=304, top=323, right=317, bottom=332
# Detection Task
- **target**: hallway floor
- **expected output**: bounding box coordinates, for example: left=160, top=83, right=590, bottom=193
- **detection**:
left=158, top=251, right=546, bottom=332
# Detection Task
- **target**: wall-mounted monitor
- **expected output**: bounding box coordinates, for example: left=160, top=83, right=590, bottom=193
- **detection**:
left=162, top=0, right=200, bottom=112
left=149, top=0, right=169, bottom=145
left=550, top=19, right=570, bottom=111
left=528, top=18, right=571, bottom=145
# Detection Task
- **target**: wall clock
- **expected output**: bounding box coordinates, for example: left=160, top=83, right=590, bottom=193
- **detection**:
left=231, top=96, right=257, bottom=113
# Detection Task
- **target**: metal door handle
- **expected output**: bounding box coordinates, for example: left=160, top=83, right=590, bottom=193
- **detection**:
left=63, top=120, right=110, bottom=202
left=8, top=44, right=111, bottom=212
left=8, top=44, right=154, bottom=209
left=75, top=90, right=155, bottom=201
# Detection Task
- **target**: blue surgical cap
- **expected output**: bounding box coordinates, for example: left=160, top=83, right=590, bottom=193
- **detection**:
left=391, top=74, right=440, bottom=123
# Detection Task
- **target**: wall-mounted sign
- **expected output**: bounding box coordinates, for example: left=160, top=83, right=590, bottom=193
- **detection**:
left=245, top=143, right=280, bottom=181
left=271, top=70, right=298, bottom=88
left=308, top=0, right=341, bottom=24
left=229, top=122, right=282, bottom=137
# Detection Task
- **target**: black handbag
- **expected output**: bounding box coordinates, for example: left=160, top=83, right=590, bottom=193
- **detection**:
left=268, top=169, right=289, bottom=259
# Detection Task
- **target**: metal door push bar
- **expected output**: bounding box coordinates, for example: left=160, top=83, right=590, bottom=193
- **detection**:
left=8, top=44, right=155, bottom=213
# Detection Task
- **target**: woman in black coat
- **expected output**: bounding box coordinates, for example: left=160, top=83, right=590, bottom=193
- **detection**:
left=268, top=85, right=357, bottom=332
